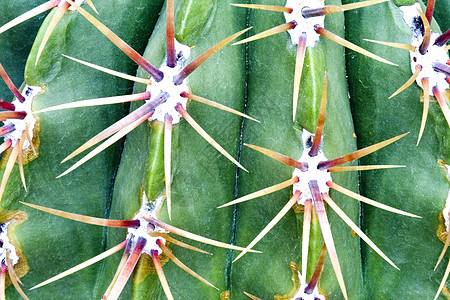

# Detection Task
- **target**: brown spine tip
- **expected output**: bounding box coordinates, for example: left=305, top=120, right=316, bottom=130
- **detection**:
left=0, top=124, right=15, bottom=137
left=434, top=29, right=450, bottom=47
left=425, top=0, right=435, bottom=24
left=309, top=75, right=327, bottom=157
left=0, top=100, right=15, bottom=111
left=0, top=111, right=26, bottom=120
left=417, top=8, right=431, bottom=55
left=433, top=62, right=450, bottom=77
left=0, top=62, right=25, bottom=102
left=166, top=0, right=176, bottom=68
left=305, top=243, right=327, bottom=294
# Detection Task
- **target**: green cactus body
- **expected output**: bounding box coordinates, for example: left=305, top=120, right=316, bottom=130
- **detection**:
left=0, top=0, right=448, bottom=299
left=0, top=0, right=164, bottom=298
left=343, top=0, right=449, bottom=298
left=43, top=0, right=251, bottom=298
left=0, top=0, right=48, bottom=98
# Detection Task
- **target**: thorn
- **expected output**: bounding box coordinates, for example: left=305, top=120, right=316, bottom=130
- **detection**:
left=389, top=64, right=422, bottom=99
left=103, top=244, right=130, bottom=299
left=0, top=111, right=26, bottom=120
left=417, top=8, right=431, bottom=55
left=164, top=115, right=173, bottom=220
left=0, top=140, right=12, bottom=156
left=0, top=100, right=15, bottom=111
left=143, top=215, right=261, bottom=253
left=323, top=193, right=399, bottom=269
left=302, top=0, right=389, bottom=18
left=243, top=291, right=262, bottom=300
left=434, top=254, right=450, bottom=300
left=20, top=202, right=140, bottom=228
left=424, top=0, right=435, bottom=25
left=158, top=240, right=218, bottom=290
left=328, top=165, right=405, bottom=172
left=31, top=241, right=126, bottom=290
left=61, top=93, right=166, bottom=163
left=0, top=124, right=15, bottom=137
left=34, top=92, right=150, bottom=114
left=432, top=86, right=450, bottom=127
left=0, top=62, right=25, bottom=102
left=5, top=251, right=22, bottom=285
left=233, top=191, right=300, bottom=262
left=305, top=243, right=327, bottom=294
left=309, top=181, right=347, bottom=300
left=301, top=5, right=343, bottom=18
left=59, top=111, right=151, bottom=176
left=318, top=132, right=408, bottom=170
left=58, top=110, right=152, bottom=178
left=309, top=75, right=327, bottom=157
left=151, top=249, right=174, bottom=300
left=417, top=77, right=430, bottom=145
left=6, top=252, right=30, bottom=300
left=301, top=199, right=312, bottom=281
left=435, top=225, right=450, bottom=270
left=327, top=181, right=422, bottom=219
left=84, top=0, right=99, bottom=14
left=24, top=123, right=36, bottom=155
left=17, top=130, right=28, bottom=191
left=363, top=38, right=416, bottom=52
left=176, top=104, right=248, bottom=172
left=433, top=62, right=450, bottom=77
left=327, top=181, right=420, bottom=218
left=181, top=92, right=259, bottom=122
left=107, top=238, right=146, bottom=300
left=217, top=177, right=298, bottom=209
left=292, top=32, right=307, bottom=123
left=0, top=0, right=59, bottom=34
left=62, top=55, right=152, bottom=85
left=244, top=143, right=307, bottom=170
left=65, top=0, right=164, bottom=81
left=0, top=264, right=6, bottom=300
left=314, top=26, right=397, bottom=66
left=434, top=29, right=450, bottom=47
left=174, top=27, right=252, bottom=84
left=0, top=142, right=20, bottom=203
left=166, top=0, right=176, bottom=68
left=230, top=3, right=292, bottom=13
left=159, top=234, right=212, bottom=255
left=232, top=22, right=295, bottom=46
left=35, top=2, right=70, bottom=65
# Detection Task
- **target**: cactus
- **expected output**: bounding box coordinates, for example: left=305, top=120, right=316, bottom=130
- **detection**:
left=0, top=0, right=448, bottom=299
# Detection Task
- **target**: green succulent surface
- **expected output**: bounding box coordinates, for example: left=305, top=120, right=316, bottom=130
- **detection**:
left=0, top=0, right=448, bottom=299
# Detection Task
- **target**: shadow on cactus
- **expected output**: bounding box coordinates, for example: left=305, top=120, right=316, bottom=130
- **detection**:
left=231, top=0, right=397, bottom=121
left=364, top=2, right=449, bottom=145
left=0, top=62, right=41, bottom=203
left=20, top=189, right=259, bottom=300
left=34, top=0, right=257, bottom=220
left=219, top=77, right=419, bottom=300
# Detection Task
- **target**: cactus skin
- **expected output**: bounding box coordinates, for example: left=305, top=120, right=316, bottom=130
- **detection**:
left=97, top=0, right=247, bottom=299
left=0, top=0, right=448, bottom=299
left=0, top=0, right=164, bottom=298
left=0, top=0, right=47, bottom=98
left=229, top=0, right=362, bottom=299
left=343, top=0, right=449, bottom=299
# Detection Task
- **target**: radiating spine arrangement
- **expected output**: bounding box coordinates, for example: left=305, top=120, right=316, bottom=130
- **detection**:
left=0, top=0, right=447, bottom=299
